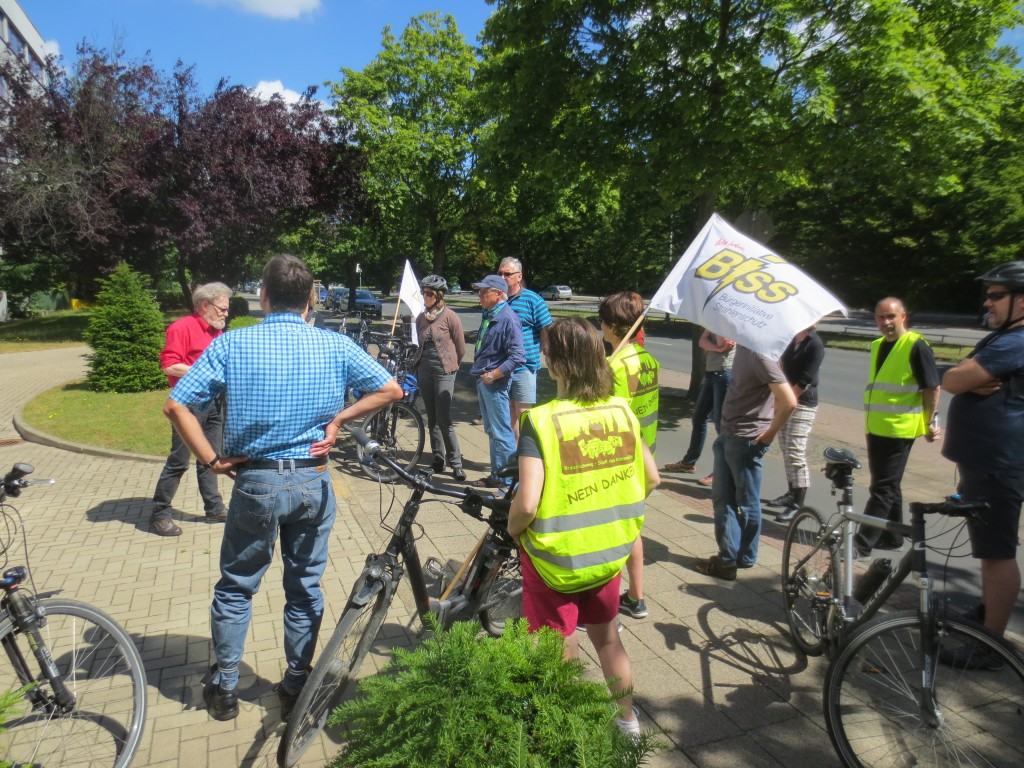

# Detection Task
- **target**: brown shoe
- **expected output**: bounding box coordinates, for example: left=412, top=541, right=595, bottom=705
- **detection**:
left=697, top=473, right=713, bottom=487
left=663, top=461, right=695, bottom=473
left=205, top=511, right=228, bottom=523
left=151, top=518, right=182, bottom=537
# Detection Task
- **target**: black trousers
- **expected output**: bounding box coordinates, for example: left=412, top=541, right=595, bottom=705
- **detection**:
left=151, top=398, right=225, bottom=520
left=856, top=432, right=915, bottom=549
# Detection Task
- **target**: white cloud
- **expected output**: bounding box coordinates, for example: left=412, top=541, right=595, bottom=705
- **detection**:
left=42, top=39, right=61, bottom=59
left=253, top=80, right=303, bottom=103
left=197, top=1, right=321, bottom=20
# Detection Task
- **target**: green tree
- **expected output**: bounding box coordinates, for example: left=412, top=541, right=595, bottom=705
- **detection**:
left=476, top=1, right=1024, bottom=307
left=329, top=12, right=483, bottom=279
left=82, top=263, right=167, bottom=393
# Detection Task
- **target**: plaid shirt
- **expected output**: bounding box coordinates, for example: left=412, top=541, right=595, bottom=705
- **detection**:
left=171, top=313, right=393, bottom=459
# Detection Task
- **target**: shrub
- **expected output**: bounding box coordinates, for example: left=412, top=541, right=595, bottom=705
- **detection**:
left=1, top=684, right=34, bottom=767
left=229, top=294, right=251, bottom=320
left=327, top=619, right=663, bottom=768
left=227, top=315, right=261, bottom=330
left=82, top=263, right=167, bottom=393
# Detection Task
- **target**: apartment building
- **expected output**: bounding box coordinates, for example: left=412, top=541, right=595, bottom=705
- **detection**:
left=1, top=0, right=48, bottom=101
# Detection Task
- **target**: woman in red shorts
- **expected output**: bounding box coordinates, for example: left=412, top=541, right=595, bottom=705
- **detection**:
left=507, top=317, right=660, bottom=736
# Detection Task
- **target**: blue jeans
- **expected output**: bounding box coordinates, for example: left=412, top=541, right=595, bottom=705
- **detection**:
left=210, top=465, right=336, bottom=691
left=711, top=433, right=769, bottom=567
left=476, top=377, right=515, bottom=487
left=682, top=370, right=731, bottom=465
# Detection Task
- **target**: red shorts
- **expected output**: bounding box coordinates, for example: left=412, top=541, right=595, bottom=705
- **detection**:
left=520, top=548, right=621, bottom=637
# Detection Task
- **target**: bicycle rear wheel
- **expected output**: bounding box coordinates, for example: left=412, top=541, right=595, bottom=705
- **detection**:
left=478, top=547, right=523, bottom=637
left=277, top=570, right=394, bottom=768
left=0, top=598, right=147, bottom=768
left=358, top=402, right=425, bottom=482
left=781, top=506, right=836, bottom=656
left=824, top=611, right=1024, bottom=768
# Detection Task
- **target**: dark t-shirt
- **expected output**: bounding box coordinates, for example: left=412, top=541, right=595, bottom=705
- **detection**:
left=720, top=347, right=787, bottom=438
left=874, top=337, right=941, bottom=389
left=519, top=416, right=542, bottom=460
left=942, top=328, right=1024, bottom=477
left=781, top=331, right=825, bottom=407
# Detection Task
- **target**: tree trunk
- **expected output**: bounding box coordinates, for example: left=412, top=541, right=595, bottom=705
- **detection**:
left=176, top=261, right=193, bottom=311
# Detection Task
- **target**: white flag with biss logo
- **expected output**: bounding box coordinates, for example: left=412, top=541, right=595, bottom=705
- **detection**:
left=648, top=214, right=846, bottom=360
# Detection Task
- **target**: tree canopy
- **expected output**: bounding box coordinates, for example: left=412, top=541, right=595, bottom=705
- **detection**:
left=0, top=44, right=366, bottom=303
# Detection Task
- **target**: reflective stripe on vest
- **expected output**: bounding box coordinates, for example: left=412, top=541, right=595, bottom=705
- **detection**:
left=522, top=397, right=646, bottom=593
left=609, top=343, right=659, bottom=455
left=864, top=331, right=927, bottom=438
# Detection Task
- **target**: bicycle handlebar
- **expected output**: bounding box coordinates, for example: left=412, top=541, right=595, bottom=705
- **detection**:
left=347, top=427, right=511, bottom=522
left=1, top=463, right=34, bottom=499
left=909, top=497, right=989, bottom=519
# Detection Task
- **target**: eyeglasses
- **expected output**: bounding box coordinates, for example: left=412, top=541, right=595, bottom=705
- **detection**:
left=497, top=271, right=520, bottom=278
left=210, top=304, right=230, bottom=315
left=985, top=291, right=1010, bottom=302
left=420, top=289, right=437, bottom=298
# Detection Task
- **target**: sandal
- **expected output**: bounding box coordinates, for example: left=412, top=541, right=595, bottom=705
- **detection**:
left=663, top=461, right=695, bottom=473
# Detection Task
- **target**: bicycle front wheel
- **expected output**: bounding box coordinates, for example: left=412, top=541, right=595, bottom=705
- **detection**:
left=824, top=610, right=1024, bottom=768
left=478, top=548, right=523, bottom=637
left=277, top=571, right=394, bottom=768
left=358, top=402, right=425, bottom=482
left=0, top=598, right=147, bottom=768
left=781, top=506, right=836, bottom=656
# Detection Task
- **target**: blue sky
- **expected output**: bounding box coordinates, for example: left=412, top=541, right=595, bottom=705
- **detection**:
left=17, top=0, right=494, bottom=101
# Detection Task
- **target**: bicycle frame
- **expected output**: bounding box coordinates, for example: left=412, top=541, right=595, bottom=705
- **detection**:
left=351, top=428, right=517, bottom=630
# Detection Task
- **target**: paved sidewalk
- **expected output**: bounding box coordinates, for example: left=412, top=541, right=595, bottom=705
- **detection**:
left=3, top=346, right=1021, bottom=767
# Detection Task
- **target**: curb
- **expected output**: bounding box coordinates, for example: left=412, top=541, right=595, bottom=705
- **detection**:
left=14, top=404, right=165, bottom=464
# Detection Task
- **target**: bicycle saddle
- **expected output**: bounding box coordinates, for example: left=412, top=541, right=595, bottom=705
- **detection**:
left=496, top=458, right=520, bottom=481
left=823, top=447, right=861, bottom=469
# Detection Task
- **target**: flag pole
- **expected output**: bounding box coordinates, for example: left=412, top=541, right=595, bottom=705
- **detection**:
left=390, top=300, right=401, bottom=335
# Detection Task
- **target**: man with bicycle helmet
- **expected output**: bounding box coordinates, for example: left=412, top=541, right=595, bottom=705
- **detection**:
left=942, top=261, right=1024, bottom=653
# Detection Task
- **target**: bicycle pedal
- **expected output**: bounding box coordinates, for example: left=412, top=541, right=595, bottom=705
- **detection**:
left=424, top=557, right=444, bottom=579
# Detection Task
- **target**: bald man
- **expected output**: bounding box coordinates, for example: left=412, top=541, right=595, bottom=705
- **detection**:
left=857, top=297, right=941, bottom=558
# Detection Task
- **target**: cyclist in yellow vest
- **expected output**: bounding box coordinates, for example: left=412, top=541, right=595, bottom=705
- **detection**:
left=508, top=318, right=660, bottom=739
left=857, top=297, right=941, bottom=558
left=599, top=292, right=660, bottom=621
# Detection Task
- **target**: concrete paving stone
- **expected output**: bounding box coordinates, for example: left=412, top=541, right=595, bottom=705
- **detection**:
left=687, top=733, right=785, bottom=768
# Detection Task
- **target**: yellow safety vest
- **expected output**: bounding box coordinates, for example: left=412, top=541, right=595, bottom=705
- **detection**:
left=609, top=343, right=659, bottom=456
left=864, top=331, right=928, bottom=439
left=521, top=398, right=646, bottom=594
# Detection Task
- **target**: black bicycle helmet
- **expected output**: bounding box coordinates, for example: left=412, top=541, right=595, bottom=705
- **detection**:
left=420, top=274, right=448, bottom=293
left=977, top=261, right=1024, bottom=289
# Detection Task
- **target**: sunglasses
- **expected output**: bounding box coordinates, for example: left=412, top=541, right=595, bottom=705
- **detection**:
left=420, top=289, right=437, bottom=297
left=985, top=291, right=1010, bottom=302
left=497, top=271, right=520, bottom=278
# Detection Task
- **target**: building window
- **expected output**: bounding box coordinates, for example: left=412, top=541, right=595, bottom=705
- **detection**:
left=9, top=26, right=25, bottom=60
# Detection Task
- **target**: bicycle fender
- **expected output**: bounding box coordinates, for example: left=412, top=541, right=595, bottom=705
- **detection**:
left=349, top=575, right=387, bottom=607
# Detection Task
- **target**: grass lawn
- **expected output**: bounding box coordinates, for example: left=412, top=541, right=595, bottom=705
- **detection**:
left=21, top=382, right=171, bottom=457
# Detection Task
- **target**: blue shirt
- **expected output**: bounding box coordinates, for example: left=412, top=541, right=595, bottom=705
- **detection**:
left=506, top=288, right=552, bottom=372
left=171, top=312, right=393, bottom=459
left=469, top=303, right=525, bottom=378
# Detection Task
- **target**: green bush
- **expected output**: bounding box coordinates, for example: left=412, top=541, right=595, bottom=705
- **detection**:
left=227, top=314, right=261, bottom=330
left=326, top=619, right=663, bottom=768
left=1, top=684, right=34, bottom=767
left=229, top=294, right=251, bottom=320
left=82, top=263, right=167, bottom=393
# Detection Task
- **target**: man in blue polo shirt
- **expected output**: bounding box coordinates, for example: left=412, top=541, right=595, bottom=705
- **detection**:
left=499, top=257, right=553, bottom=441
left=164, top=254, right=401, bottom=722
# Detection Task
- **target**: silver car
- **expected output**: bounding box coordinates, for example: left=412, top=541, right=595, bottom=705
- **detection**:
left=540, top=285, right=572, bottom=301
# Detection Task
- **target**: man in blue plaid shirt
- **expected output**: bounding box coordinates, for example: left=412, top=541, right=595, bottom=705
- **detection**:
left=165, top=254, right=401, bottom=722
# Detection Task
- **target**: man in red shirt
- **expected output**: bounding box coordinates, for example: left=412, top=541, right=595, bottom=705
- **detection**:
left=150, top=282, right=233, bottom=536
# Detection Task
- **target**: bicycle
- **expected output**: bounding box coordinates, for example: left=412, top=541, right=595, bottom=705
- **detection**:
left=336, top=310, right=373, bottom=350
left=780, top=448, right=1024, bottom=767
left=277, top=428, right=521, bottom=768
left=354, top=331, right=425, bottom=483
left=0, top=463, right=148, bottom=768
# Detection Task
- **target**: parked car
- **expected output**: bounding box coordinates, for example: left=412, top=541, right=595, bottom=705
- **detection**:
left=539, top=285, right=573, bottom=301
left=447, top=282, right=463, bottom=294
left=326, top=287, right=383, bottom=318
left=324, top=286, right=347, bottom=312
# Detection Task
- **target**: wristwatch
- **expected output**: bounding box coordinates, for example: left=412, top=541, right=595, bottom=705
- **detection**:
left=202, top=454, right=220, bottom=469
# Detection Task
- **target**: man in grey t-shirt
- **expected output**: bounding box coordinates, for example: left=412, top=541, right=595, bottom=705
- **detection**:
left=696, top=346, right=796, bottom=580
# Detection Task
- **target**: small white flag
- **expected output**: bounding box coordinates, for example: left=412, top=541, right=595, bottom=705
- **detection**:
left=398, top=260, right=424, bottom=344
left=648, top=214, right=846, bottom=359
